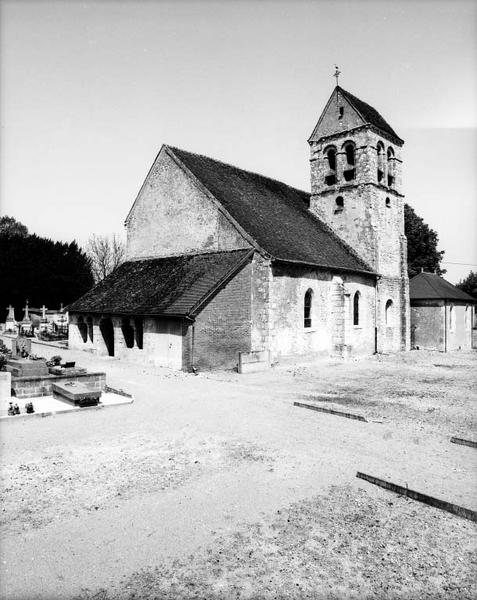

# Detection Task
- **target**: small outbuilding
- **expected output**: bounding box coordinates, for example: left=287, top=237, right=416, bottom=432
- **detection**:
left=410, top=272, right=476, bottom=351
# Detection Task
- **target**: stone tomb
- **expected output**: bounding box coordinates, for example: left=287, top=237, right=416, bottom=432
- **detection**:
left=52, top=381, right=101, bottom=407
left=6, top=358, right=49, bottom=378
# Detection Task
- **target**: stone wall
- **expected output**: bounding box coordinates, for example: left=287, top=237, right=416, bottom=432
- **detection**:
left=183, top=260, right=253, bottom=371
left=269, top=263, right=376, bottom=362
left=11, top=372, right=106, bottom=400
left=308, top=126, right=409, bottom=352
left=126, top=148, right=251, bottom=260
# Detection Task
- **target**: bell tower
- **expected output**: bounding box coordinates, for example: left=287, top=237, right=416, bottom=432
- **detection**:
left=308, top=85, right=410, bottom=351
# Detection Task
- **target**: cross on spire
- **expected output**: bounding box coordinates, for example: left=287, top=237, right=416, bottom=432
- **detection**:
left=333, top=65, right=341, bottom=86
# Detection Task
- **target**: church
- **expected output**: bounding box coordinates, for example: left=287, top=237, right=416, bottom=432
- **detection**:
left=67, top=85, right=410, bottom=371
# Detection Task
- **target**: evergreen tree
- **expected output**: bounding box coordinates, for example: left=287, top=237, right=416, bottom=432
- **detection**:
left=0, top=217, right=94, bottom=321
left=404, top=204, right=446, bottom=278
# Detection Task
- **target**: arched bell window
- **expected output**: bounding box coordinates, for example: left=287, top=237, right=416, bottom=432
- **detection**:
left=377, top=141, right=385, bottom=183
left=343, top=141, right=356, bottom=182
left=387, top=147, right=395, bottom=187
left=324, top=146, right=337, bottom=186
left=353, top=292, right=360, bottom=326
left=304, top=289, right=313, bottom=328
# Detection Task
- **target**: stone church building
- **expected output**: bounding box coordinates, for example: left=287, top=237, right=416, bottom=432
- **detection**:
left=68, top=86, right=410, bottom=370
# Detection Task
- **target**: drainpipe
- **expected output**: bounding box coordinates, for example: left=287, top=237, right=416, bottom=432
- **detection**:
left=374, top=275, right=381, bottom=354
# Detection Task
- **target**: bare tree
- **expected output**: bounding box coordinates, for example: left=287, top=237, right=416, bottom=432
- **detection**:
left=86, top=234, right=126, bottom=283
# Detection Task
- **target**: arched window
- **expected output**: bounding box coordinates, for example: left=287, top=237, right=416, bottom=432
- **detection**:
left=385, top=197, right=391, bottom=208
left=385, top=299, right=393, bottom=325
left=324, top=146, right=337, bottom=186
left=377, top=142, right=385, bottom=183
left=304, top=289, right=313, bottom=328
left=353, top=292, right=360, bottom=326
left=449, top=305, right=455, bottom=331
left=387, top=147, right=395, bottom=187
left=335, top=196, right=344, bottom=213
left=343, top=141, right=356, bottom=182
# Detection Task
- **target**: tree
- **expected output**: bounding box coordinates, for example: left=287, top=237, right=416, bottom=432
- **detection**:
left=457, top=271, right=477, bottom=298
left=0, top=219, right=94, bottom=321
left=86, top=234, right=126, bottom=283
left=0, top=215, right=28, bottom=238
left=404, top=204, right=446, bottom=278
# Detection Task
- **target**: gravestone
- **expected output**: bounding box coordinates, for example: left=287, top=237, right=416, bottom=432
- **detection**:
left=52, top=381, right=101, bottom=407
left=5, top=305, right=17, bottom=333
left=19, top=301, right=32, bottom=335
left=11, top=337, right=32, bottom=358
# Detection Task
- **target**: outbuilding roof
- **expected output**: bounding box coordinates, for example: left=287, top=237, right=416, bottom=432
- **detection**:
left=169, top=146, right=374, bottom=276
left=67, top=249, right=252, bottom=316
left=409, top=272, right=476, bottom=302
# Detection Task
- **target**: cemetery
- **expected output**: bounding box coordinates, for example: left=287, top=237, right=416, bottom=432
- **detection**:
left=0, top=329, right=131, bottom=418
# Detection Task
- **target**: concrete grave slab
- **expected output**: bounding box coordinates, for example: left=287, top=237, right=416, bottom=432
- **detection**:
left=52, top=381, right=102, bottom=407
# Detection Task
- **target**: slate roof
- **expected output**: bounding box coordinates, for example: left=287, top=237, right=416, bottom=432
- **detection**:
left=410, top=272, right=476, bottom=302
left=67, top=249, right=252, bottom=316
left=337, top=86, right=403, bottom=143
left=169, top=146, right=374, bottom=275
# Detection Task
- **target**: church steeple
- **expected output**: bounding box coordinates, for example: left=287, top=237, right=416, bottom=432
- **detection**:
left=307, top=84, right=409, bottom=352
left=309, top=86, right=403, bottom=146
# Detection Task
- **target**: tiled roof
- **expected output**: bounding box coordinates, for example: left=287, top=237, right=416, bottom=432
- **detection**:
left=169, top=147, right=374, bottom=275
left=338, top=86, right=403, bottom=143
left=410, top=272, right=476, bottom=302
left=67, top=249, right=252, bottom=316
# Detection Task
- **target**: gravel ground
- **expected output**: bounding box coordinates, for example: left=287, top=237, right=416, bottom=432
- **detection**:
left=74, top=485, right=477, bottom=600
left=0, top=340, right=476, bottom=599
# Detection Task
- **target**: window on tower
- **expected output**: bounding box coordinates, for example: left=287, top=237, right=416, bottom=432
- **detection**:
left=377, top=142, right=385, bottom=183
left=343, top=141, right=356, bottom=182
left=387, top=147, right=395, bottom=187
left=334, top=196, right=344, bottom=213
left=324, top=146, right=337, bottom=186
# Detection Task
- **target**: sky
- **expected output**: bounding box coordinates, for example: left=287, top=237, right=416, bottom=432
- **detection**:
left=1, top=0, right=476, bottom=284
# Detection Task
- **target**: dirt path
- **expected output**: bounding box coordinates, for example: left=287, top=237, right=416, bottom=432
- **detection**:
left=1, top=341, right=476, bottom=599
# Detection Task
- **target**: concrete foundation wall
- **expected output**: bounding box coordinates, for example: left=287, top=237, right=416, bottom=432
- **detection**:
left=126, top=149, right=250, bottom=260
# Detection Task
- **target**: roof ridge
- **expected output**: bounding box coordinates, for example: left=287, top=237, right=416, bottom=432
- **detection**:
left=167, top=145, right=310, bottom=199
left=126, top=248, right=252, bottom=263
left=336, top=86, right=403, bottom=143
